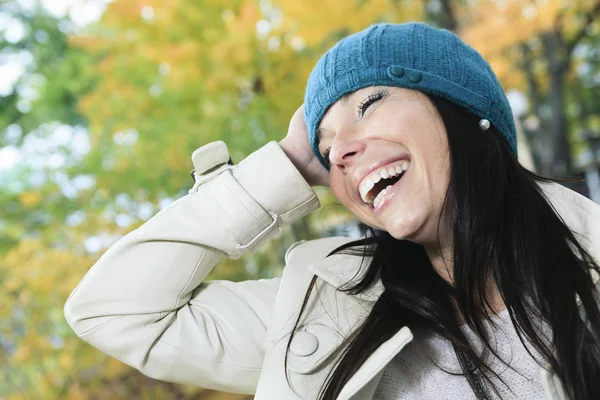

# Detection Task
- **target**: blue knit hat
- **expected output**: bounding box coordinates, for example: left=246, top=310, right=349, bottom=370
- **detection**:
left=304, top=22, right=517, bottom=168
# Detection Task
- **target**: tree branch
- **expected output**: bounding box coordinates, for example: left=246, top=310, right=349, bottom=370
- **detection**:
left=565, top=2, right=600, bottom=58
left=519, top=42, right=544, bottom=117
left=439, top=0, right=459, bottom=32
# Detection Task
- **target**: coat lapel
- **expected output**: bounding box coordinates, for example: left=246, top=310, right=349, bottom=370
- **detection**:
left=539, top=182, right=600, bottom=275
left=339, top=326, right=413, bottom=400
left=306, top=251, right=412, bottom=400
left=308, top=247, right=384, bottom=302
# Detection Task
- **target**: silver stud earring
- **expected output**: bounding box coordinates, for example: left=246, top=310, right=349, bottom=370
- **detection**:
left=479, top=119, right=491, bottom=131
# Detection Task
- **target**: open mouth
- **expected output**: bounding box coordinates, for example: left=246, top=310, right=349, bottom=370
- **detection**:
left=359, top=160, right=409, bottom=208
left=367, top=172, right=405, bottom=208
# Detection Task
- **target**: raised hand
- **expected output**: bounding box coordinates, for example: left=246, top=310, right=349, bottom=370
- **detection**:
left=279, top=105, right=330, bottom=187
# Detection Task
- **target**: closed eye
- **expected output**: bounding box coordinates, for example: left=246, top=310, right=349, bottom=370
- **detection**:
left=357, top=88, right=389, bottom=117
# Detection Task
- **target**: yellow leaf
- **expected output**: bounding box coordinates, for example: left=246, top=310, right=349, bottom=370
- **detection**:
left=18, top=191, right=42, bottom=208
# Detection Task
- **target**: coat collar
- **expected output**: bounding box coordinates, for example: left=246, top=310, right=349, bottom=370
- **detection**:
left=539, top=182, right=600, bottom=276
left=308, top=182, right=600, bottom=298
left=308, top=250, right=383, bottom=302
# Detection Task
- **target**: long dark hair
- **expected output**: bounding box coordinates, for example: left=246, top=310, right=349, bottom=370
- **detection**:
left=284, top=94, right=600, bottom=399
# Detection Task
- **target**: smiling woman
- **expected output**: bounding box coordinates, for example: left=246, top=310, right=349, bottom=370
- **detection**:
left=316, top=87, right=451, bottom=244
left=64, top=22, right=600, bottom=400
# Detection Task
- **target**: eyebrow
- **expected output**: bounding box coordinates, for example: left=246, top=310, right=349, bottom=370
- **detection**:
left=315, top=92, right=353, bottom=147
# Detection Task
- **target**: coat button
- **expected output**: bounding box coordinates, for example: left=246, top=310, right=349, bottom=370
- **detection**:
left=290, top=331, right=319, bottom=357
left=407, top=71, right=422, bottom=83
left=390, top=65, right=404, bottom=77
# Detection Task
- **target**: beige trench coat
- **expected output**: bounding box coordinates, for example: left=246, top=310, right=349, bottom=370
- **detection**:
left=64, top=141, right=600, bottom=399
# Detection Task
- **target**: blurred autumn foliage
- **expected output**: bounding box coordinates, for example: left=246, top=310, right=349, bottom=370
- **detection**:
left=1, top=0, right=599, bottom=399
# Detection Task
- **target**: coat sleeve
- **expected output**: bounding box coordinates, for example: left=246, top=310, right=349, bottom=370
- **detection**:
left=63, top=141, right=320, bottom=394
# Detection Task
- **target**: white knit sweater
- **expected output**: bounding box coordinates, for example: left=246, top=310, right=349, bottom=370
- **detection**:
left=373, top=309, right=550, bottom=399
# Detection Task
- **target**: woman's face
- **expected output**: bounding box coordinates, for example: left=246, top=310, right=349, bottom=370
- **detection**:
left=317, top=86, right=451, bottom=245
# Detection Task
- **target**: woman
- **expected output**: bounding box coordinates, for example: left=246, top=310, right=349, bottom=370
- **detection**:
left=64, top=23, right=600, bottom=399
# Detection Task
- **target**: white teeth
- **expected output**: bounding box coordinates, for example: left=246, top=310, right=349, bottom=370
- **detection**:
left=358, top=160, right=411, bottom=204
left=362, top=177, right=375, bottom=201
left=373, top=185, right=393, bottom=208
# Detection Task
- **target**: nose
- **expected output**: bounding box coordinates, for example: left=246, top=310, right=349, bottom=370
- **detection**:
left=329, top=135, right=365, bottom=172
